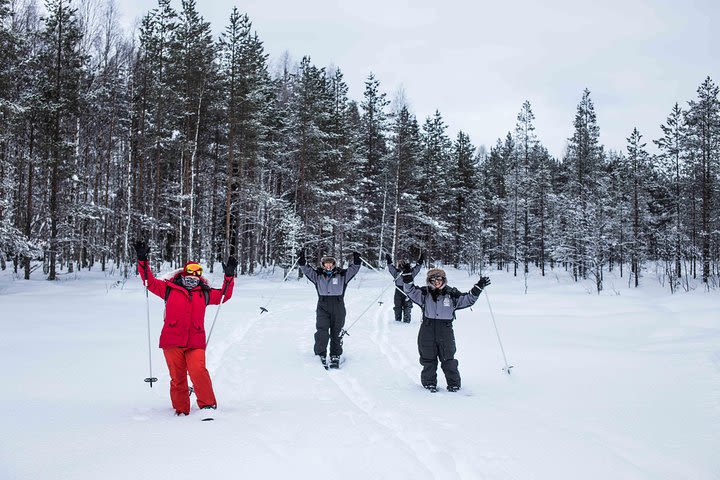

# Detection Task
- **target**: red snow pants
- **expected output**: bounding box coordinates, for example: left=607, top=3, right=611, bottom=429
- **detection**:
left=163, top=347, right=217, bottom=414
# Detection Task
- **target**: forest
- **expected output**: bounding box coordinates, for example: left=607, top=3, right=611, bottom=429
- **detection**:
left=0, top=0, right=718, bottom=293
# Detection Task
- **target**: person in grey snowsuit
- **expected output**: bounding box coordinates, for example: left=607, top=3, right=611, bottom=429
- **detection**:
left=385, top=253, right=423, bottom=323
left=299, top=250, right=361, bottom=368
left=402, top=266, right=490, bottom=392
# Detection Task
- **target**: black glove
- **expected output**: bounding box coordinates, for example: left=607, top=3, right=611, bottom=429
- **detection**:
left=133, top=240, right=149, bottom=262
left=222, top=256, right=238, bottom=277
left=472, top=276, right=491, bottom=294
left=385, top=253, right=392, bottom=265
left=353, top=251, right=361, bottom=265
left=417, top=253, right=425, bottom=265
left=297, top=250, right=306, bottom=266
left=401, top=262, right=413, bottom=282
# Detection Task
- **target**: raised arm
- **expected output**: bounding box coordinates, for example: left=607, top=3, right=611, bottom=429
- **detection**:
left=297, top=250, right=318, bottom=284
left=209, top=257, right=237, bottom=304
left=401, top=262, right=424, bottom=306
left=137, top=260, right=167, bottom=298
left=134, top=240, right=167, bottom=298
left=343, top=251, right=362, bottom=284
left=300, top=264, right=318, bottom=284
left=455, top=276, right=491, bottom=310
left=410, top=262, right=422, bottom=278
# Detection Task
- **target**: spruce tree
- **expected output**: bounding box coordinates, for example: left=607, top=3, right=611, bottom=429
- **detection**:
left=684, top=77, right=720, bottom=283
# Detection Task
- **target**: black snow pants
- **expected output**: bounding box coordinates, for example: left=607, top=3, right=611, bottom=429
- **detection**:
left=393, top=289, right=413, bottom=322
left=315, top=296, right=346, bottom=357
left=417, top=318, right=460, bottom=388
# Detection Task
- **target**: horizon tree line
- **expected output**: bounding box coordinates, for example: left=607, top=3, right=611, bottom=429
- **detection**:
left=0, top=0, right=718, bottom=293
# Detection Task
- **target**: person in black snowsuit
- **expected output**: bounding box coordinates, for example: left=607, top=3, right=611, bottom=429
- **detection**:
left=299, top=250, right=361, bottom=368
left=402, top=266, right=490, bottom=392
left=385, top=253, right=423, bottom=323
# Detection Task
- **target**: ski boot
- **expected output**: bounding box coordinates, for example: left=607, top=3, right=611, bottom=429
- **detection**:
left=329, top=355, right=341, bottom=369
left=424, top=384, right=438, bottom=393
left=318, top=354, right=328, bottom=369
left=447, top=385, right=460, bottom=392
left=200, top=405, right=216, bottom=421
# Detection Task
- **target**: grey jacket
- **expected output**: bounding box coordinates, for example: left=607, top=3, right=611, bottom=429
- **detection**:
left=388, top=263, right=421, bottom=287
left=403, top=281, right=479, bottom=321
left=301, top=263, right=360, bottom=297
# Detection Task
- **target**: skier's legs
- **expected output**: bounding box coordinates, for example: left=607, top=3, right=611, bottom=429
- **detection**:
left=163, top=347, right=191, bottom=414
left=185, top=348, right=217, bottom=408
left=314, top=301, right=332, bottom=356
left=418, top=319, right=439, bottom=387
left=329, top=299, right=346, bottom=356
left=438, top=324, right=460, bottom=388
left=402, top=297, right=413, bottom=323
left=393, top=290, right=404, bottom=321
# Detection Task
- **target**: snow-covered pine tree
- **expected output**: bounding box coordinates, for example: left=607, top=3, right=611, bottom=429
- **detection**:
left=171, top=0, right=214, bottom=263
left=654, top=103, right=689, bottom=290
left=448, top=131, right=478, bottom=268
left=684, top=77, right=720, bottom=284
left=357, top=73, right=389, bottom=264
left=558, top=89, right=605, bottom=282
left=419, top=111, right=452, bottom=263
left=216, top=7, right=271, bottom=272
left=37, top=0, right=85, bottom=280
left=624, top=128, right=652, bottom=287
left=386, top=104, right=424, bottom=262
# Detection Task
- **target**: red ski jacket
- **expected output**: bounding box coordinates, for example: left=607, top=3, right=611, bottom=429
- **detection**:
left=138, top=261, right=235, bottom=349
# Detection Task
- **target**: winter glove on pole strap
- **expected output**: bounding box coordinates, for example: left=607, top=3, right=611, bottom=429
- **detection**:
left=385, top=253, right=392, bottom=265
left=134, top=240, right=149, bottom=262
left=222, top=256, right=238, bottom=277
left=353, top=251, right=361, bottom=265
left=472, top=276, right=491, bottom=295
left=297, top=250, right=306, bottom=267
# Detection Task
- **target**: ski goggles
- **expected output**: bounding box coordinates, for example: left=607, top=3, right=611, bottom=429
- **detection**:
left=185, top=263, right=203, bottom=276
left=428, top=275, right=446, bottom=283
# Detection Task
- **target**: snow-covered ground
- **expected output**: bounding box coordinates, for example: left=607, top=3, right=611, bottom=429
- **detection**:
left=1, top=263, right=718, bottom=479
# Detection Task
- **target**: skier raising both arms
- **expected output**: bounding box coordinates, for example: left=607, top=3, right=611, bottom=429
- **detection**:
left=298, top=250, right=361, bottom=369
left=385, top=252, right=423, bottom=323
left=134, top=240, right=237, bottom=420
left=402, top=264, right=490, bottom=393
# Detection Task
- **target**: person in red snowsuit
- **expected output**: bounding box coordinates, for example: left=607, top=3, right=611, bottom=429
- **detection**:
left=134, top=240, right=236, bottom=417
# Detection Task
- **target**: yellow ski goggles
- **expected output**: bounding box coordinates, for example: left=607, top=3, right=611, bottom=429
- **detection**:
left=185, top=263, right=203, bottom=276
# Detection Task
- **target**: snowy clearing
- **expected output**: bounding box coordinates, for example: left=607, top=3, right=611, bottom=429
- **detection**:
left=1, top=265, right=718, bottom=479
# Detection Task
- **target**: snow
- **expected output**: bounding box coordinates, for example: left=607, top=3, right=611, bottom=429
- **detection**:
left=1, top=265, right=718, bottom=479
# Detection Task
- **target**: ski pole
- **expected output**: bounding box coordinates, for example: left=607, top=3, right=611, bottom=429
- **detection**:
left=205, top=278, right=231, bottom=348
left=484, top=291, right=513, bottom=374
left=142, top=263, right=158, bottom=388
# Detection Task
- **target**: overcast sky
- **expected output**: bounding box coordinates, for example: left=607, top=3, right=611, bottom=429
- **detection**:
left=116, top=0, right=719, bottom=158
